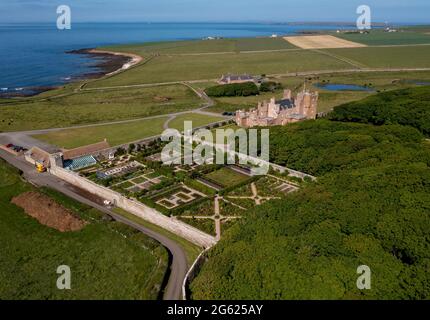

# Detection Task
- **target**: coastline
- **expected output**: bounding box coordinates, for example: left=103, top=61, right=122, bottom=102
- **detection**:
left=68, top=48, right=143, bottom=78
left=0, top=49, right=143, bottom=98
left=86, top=49, right=143, bottom=76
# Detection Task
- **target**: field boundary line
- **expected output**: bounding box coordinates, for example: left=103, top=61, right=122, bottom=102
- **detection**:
left=312, top=49, right=367, bottom=69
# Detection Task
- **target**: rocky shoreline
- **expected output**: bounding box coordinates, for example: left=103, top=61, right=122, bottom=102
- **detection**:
left=0, top=48, right=141, bottom=98
left=67, top=48, right=135, bottom=77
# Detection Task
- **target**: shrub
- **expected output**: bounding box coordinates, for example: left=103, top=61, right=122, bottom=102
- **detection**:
left=205, top=82, right=259, bottom=97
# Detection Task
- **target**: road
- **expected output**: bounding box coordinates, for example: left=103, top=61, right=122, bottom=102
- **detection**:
left=0, top=149, right=189, bottom=300
left=0, top=82, right=225, bottom=152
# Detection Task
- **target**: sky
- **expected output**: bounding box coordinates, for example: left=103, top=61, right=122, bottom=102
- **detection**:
left=0, top=0, right=429, bottom=24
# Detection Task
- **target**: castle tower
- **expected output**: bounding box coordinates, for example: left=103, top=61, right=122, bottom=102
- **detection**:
left=268, top=97, right=280, bottom=118
left=295, top=90, right=318, bottom=119
left=283, top=89, right=292, bottom=100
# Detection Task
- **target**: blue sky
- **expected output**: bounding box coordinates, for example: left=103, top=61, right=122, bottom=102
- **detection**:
left=0, top=0, right=429, bottom=23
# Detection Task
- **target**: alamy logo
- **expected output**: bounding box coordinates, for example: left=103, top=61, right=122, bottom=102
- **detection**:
left=356, top=265, right=371, bottom=290
left=56, top=265, right=71, bottom=290
left=57, top=5, right=72, bottom=30
left=161, top=121, right=270, bottom=175
left=356, top=5, right=372, bottom=30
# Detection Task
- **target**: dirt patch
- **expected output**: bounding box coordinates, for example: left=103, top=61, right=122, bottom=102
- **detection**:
left=11, top=192, right=87, bottom=232
left=284, top=35, right=367, bottom=49
left=153, top=96, right=171, bottom=102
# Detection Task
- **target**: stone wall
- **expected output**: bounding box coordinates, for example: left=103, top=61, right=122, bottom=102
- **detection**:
left=50, top=166, right=217, bottom=248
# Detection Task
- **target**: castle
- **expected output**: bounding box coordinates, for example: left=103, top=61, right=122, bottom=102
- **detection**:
left=235, top=88, right=318, bottom=128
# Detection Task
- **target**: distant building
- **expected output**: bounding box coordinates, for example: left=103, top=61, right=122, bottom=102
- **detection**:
left=235, top=88, right=318, bottom=128
left=218, top=74, right=257, bottom=85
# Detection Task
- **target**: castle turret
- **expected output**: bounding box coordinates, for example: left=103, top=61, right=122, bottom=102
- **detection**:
left=283, top=89, right=292, bottom=100
left=296, top=90, right=318, bottom=119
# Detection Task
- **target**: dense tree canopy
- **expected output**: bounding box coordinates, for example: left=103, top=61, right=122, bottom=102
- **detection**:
left=190, top=105, right=430, bottom=299
left=205, top=82, right=259, bottom=97
left=329, top=86, right=430, bottom=136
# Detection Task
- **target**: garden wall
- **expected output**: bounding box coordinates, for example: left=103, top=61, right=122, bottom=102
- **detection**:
left=50, top=166, right=217, bottom=248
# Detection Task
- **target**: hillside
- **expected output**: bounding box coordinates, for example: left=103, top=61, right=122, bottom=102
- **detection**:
left=329, top=86, right=430, bottom=136
left=190, top=99, right=430, bottom=299
left=0, top=160, right=168, bottom=299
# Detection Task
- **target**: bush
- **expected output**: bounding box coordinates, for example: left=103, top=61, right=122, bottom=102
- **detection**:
left=205, top=82, right=259, bottom=97
left=260, top=81, right=283, bottom=92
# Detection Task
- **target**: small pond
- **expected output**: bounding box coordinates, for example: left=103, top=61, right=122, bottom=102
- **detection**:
left=315, top=83, right=375, bottom=92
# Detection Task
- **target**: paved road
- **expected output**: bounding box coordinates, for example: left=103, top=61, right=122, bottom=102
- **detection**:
left=0, top=149, right=189, bottom=300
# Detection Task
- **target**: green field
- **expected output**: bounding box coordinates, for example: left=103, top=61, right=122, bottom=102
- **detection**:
left=85, top=50, right=352, bottom=88
left=207, top=70, right=430, bottom=114
left=3, top=36, right=430, bottom=134
left=34, top=112, right=226, bottom=148
left=335, top=30, right=430, bottom=46
left=0, top=84, right=200, bottom=132
left=34, top=116, right=168, bottom=149
left=105, top=37, right=297, bottom=55
left=0, top=160, right=168, bottom=300
left=113, top=208, right=202, bottom=266
left=326, top=45, right=430, bottom=69
left=168, top=113, right=226, bottom=131
left=205, top=167, right=249, bottom=188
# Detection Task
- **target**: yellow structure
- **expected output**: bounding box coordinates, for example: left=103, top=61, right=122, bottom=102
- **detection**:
left=36, top=162, right=46, bottom=173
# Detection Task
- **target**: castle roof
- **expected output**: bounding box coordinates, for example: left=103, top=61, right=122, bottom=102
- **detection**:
left=276, top=98, right=294, bottom=108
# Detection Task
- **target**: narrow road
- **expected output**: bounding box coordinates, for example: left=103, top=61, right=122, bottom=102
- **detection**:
left=0, top=150, right=188, bottom=300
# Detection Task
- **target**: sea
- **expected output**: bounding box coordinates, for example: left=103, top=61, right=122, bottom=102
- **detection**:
left=0, top=22, right=359, bottom=94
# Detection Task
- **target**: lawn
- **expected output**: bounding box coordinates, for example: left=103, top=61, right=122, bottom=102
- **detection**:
left=85, top=50, right=352, bottom=88
left=205, top=167, right=249, bottom=188
left=0, top=160, right=168, bottom=300
left=33, top=116, right=168, bottom=149
left=168, top=113, right=226, bottom=132
left=334, top=30, right=430, bottom=46
left=0, top=84, right=200, bottom=132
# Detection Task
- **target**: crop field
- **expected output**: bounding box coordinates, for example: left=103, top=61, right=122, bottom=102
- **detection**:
left=33, top=116, right=168, bottom=149
left=335, top=30, right=430, bottom=46
left=85, top=50, right=352, bottom=88
left=284, top=35, right=366, bottom=49
left=105, top=37, right=297, bottom=55
left=0, top=160, right=168, bottom=300
left=326, top=45, right=430, bottom=69
left=0, top=84, right=200, bottom=132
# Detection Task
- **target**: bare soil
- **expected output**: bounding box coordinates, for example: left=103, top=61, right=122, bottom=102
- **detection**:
left=11, top=192, right=87, bottom=232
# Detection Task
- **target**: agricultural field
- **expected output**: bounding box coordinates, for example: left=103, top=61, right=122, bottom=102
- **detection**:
left=85, top=50, right=352, bottom=88
left=33, top=116, right=168, bottom=149
left=326, top=45, right=430, bottom=69
left=284, top=35, right=366, bottom=49
left=0, top=160, right=168, bottom=300
left=334, top=30, right=430, bottom=46
left=105, top=37, right=297, bottom=55
left=0, top=84, right=200, bottom=132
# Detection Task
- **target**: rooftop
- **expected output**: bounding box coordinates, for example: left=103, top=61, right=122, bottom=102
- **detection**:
left=62, top=140, right=110, bottom=160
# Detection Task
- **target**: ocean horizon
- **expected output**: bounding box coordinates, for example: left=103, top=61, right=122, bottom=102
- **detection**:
left=1, top=22, right=388, bottom=94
